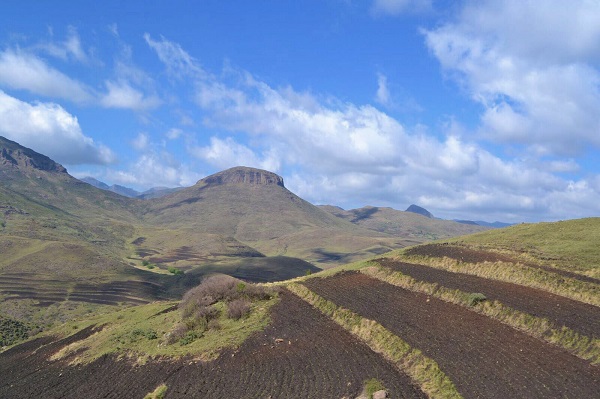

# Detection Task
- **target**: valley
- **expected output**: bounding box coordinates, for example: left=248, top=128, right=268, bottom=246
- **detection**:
left=1, top=136, right=600, bottom=398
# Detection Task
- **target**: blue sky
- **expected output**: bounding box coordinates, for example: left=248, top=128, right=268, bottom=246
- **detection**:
left=1, top=0, right=599, bottom=223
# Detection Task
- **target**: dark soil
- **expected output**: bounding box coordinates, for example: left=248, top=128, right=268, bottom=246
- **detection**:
left=405, top=243, right=600, bottom=284
left=0, top=290, right=425, bottom=398
left=304, top=272, right=600, bottom=399
left=377, top=259, right=600, bottom=338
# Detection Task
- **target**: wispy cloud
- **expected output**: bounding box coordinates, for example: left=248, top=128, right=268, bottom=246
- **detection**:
left=371, top=0, right=432, bottom=16
left=0, top=49, right=94, bottom=103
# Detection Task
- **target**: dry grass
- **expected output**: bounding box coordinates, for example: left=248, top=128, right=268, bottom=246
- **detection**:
left=362, top=265, right=600, bottom=365
left=287, top=283, right=462, bottom=399
left=396, top=253, right=600, bottom=307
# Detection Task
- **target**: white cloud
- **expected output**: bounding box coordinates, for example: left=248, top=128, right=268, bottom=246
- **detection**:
left=144, top=33, right=204, bottom=79
left=39, top=26, right=88, bottom=63
left=0, top=90, right=115, bottom=165
left=106, top=151, right=201, bottom=188
left=0, top=49, right=93, bottom=103
left=131, top=132, right=149, bottom=151
left=99, top=80, right=161, bottom=110
left=189, top=136, right=281, bottom=172
left=146, top=35, right=600, bottom=222
left=166, top=128, right=183, bottom=140
left=371, top=0, right=432, bottom=16
left=375, top=73, right=390, bottom=106
left=423, top=0, right=600, bottom=156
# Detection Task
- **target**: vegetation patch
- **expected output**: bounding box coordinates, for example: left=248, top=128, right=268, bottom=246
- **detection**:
left=363, top=378, right=386, bottom=398
left=144, top=383, right=167, bottom=399
left=0, top=315, right=31, bottom=348
left=46, top=275, right=279, bottom=364
left=287, top=283, right=461, bottom=399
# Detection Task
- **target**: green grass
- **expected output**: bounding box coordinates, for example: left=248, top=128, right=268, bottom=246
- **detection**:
left=144, top=384, right=167, bottom=399
left=445, top=218, right=600, bottom=278
left=46, top=296, right=278, bottom=364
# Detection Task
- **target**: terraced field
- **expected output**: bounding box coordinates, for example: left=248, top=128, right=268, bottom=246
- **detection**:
left=377, top=258, right=600, bottom=338
left=0, top=273, right=166, bottom=307
left=406, top=243, right=600, bottom=284
left=0, top=290, right=425, bottom=398
left=303, top=272, right=600, bottom=399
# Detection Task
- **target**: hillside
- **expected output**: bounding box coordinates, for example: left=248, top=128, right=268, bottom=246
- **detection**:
left=429, top=218, right=600, bottom=280
left=320, top=205, right=488, bottom=240
left=142, top=167, right=407, bottom=267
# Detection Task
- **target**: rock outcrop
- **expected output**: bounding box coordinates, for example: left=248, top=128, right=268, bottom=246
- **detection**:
left=201, top=166, right=285, bottom=188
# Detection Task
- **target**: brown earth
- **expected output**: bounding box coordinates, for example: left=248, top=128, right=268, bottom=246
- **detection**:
left=376, top=258, right=600, bottom=338
left=405, top=243, right=600, bottom=285
left=0, top=290, right=425, bottom=398
left=304, top=272, right=600, bottom=399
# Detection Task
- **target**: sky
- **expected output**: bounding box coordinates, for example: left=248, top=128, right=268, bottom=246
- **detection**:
left=0, top=0, right=599, bottom=223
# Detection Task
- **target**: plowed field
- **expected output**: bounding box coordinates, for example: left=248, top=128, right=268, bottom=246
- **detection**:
left=0, top=290, right=425, bottom=398
left=405, top=243, right=600, bottom=284
left=377, top=259, right=600, bottom=338
left=304, top=272, right=600, bottom=399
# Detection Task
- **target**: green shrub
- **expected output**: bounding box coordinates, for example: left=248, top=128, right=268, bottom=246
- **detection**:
left=142, top=260, right=149, bottom=266
left=179, top=330, right=202, bottom=346
left=364, top=378, right=385, bottom=398
left=168, top=266, right=184, bottom=275
left=467, top=292, right=487, bottom=306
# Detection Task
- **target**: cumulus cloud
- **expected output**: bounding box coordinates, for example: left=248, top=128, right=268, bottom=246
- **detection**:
left=0, top=90, right=115, bottom=165
left=146, top=35, right=600, bottom=222
left=99, top=80, right=161, bottom=110
left=0, top=49, right=93, bottom=103
left=423, top=0, right=600, bottom=156
left=105, top=151, right=201, bottom=188
left=189, top=137, right=281, bottom=172
left=371, top=0, right=432, bottom=16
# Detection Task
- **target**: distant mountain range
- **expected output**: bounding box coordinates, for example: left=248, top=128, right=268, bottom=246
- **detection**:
left=0, top=134, right=493, bottom=327
left=80, top=177, right=184, bottom=199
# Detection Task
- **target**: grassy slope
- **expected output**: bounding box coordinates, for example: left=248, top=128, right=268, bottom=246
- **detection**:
left=443, top=218, right=600, bottom=277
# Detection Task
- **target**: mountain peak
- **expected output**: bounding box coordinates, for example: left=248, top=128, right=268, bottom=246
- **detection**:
left=406, top=204, right=433, bottom=218
left=0, top=136, right=67, bottom=174
left=200, top=166, right=285, bottom=188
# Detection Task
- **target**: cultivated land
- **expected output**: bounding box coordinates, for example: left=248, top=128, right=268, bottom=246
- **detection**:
left=303, top=272, right=600, bottom=399
left=376, top=259, right=600, bottom=338
left=0, top=291, right=425, bottom=399
left=3, top=136, right=600, bottom=398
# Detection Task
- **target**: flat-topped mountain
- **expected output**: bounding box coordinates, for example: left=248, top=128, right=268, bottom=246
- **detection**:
left=202, top=166, right=285, bottom=187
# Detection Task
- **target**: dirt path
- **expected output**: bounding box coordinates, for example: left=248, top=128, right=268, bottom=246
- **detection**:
left=304, top=272, right=600, bottom=399
left=0, top=290, right=424, bottom=398
left=377, top=258, right=600, bottom=338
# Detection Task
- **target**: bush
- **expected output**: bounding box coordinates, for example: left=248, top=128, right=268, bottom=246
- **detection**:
left=142, top=260, right=149, bottom=266
left=165, top=323, right=188, bottom=345
left=364, top=378, right=385, bottom=399
left=168, top=266, right=184, bottom=275
left=467, top=292, right=487, bottom=307
left=227, top=299, right=251, bottom=320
